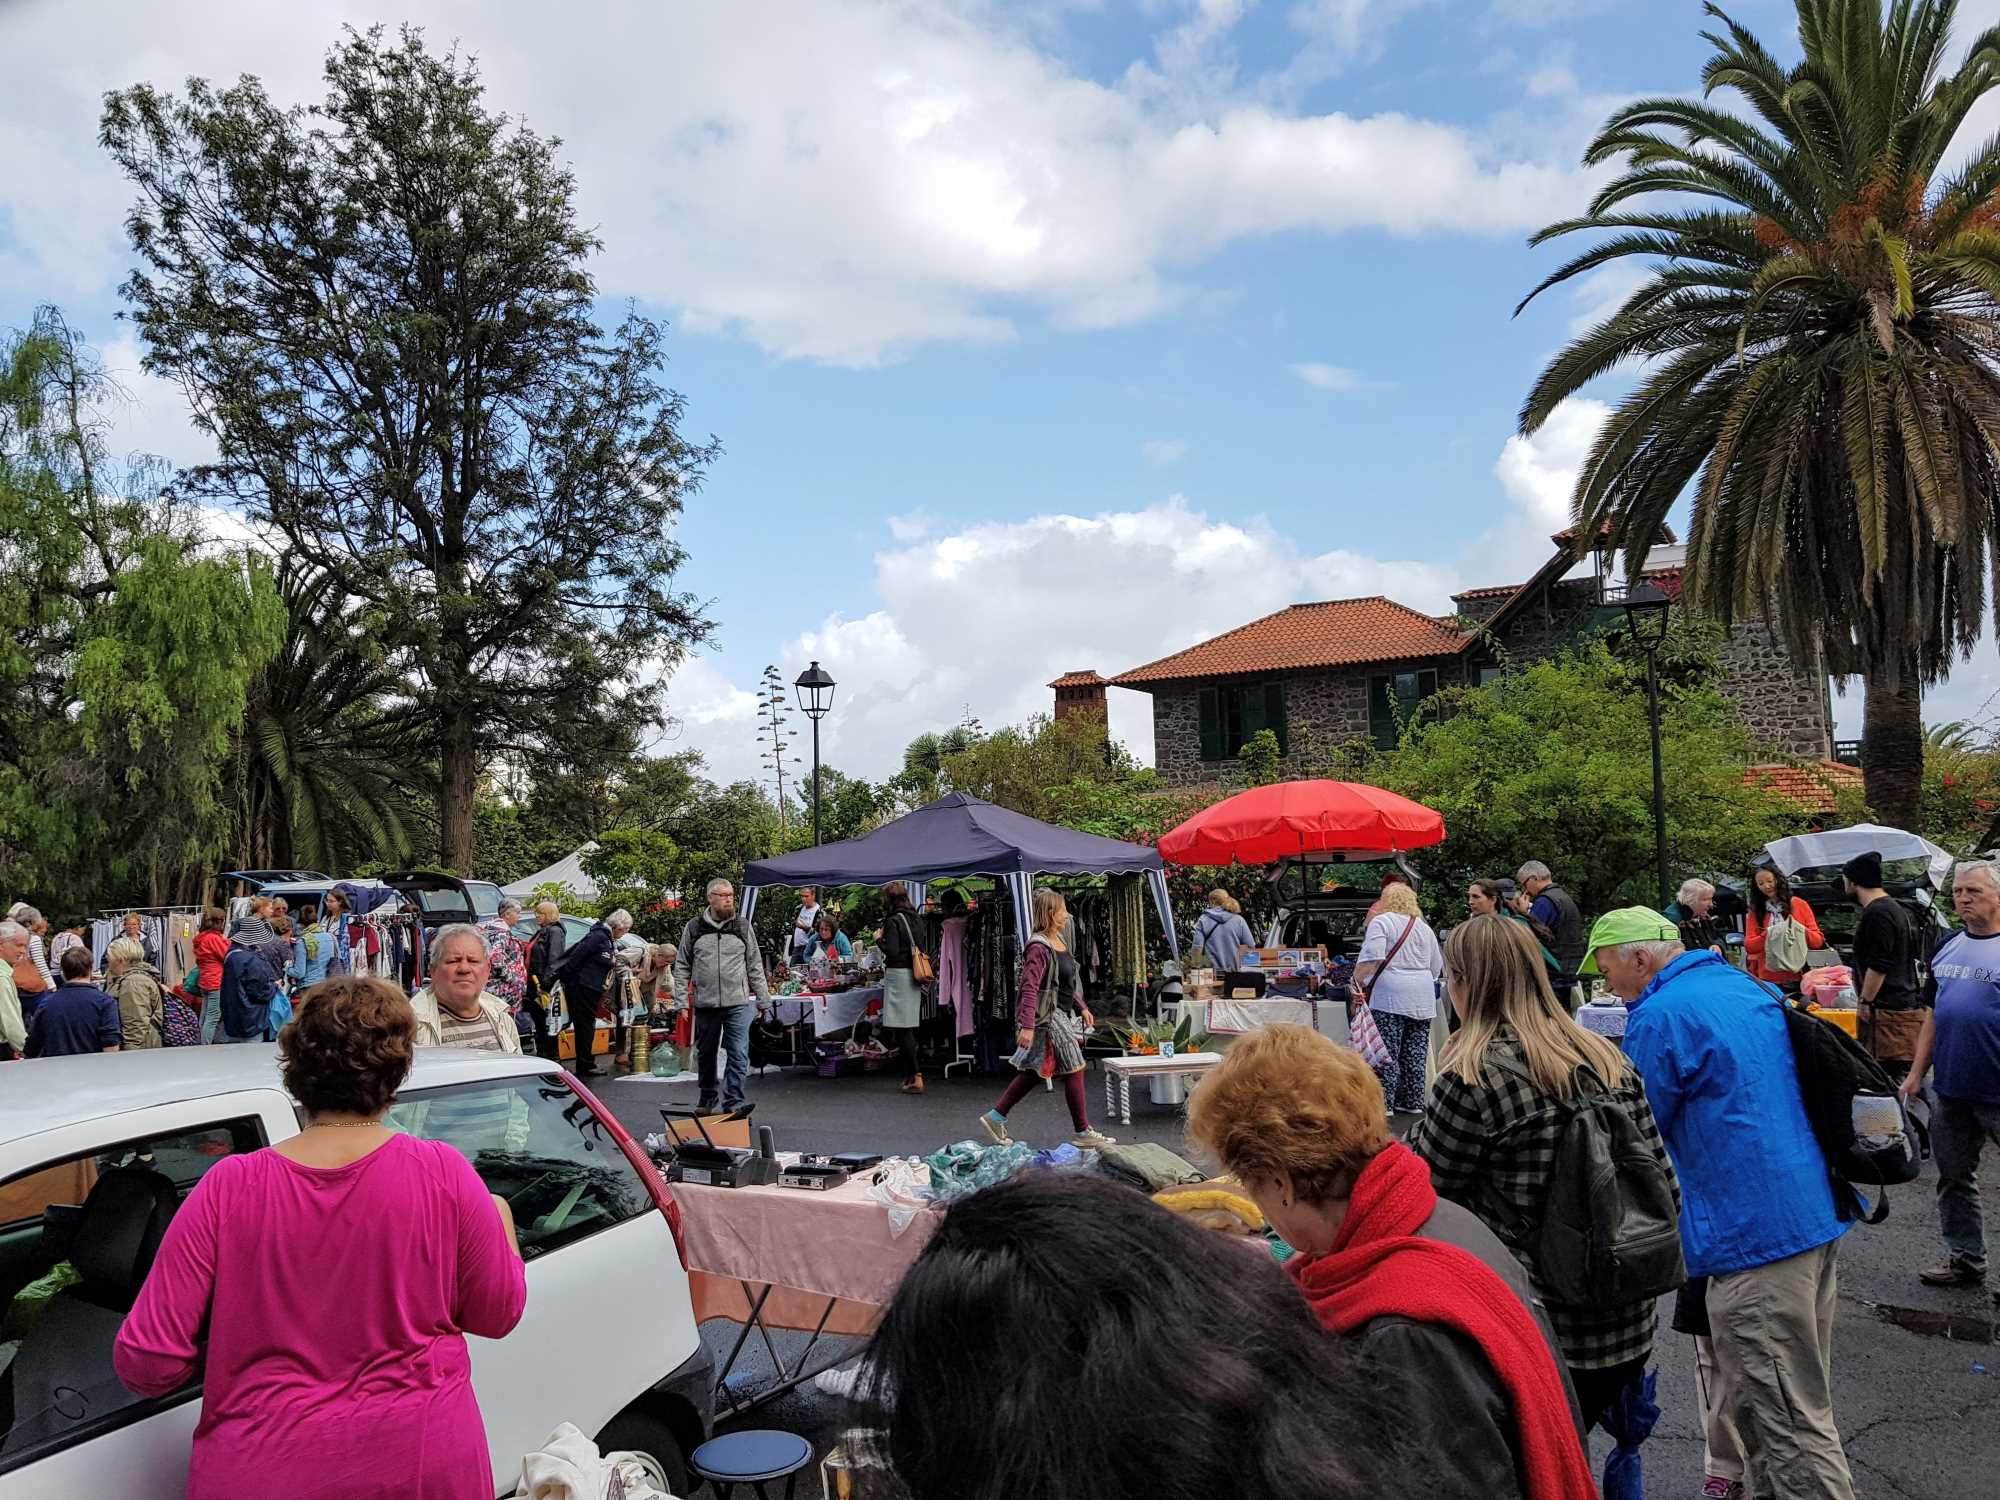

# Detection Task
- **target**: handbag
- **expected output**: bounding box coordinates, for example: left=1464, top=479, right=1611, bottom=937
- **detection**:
left=900, top=914, right=936, bottom=985
left=12, top=952, right=47, bottom=996
left=1358, top=916, right=1419, bottom=1003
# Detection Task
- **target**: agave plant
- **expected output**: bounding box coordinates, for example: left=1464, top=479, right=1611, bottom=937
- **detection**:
left=1520, top=0, right=2000, bottom=829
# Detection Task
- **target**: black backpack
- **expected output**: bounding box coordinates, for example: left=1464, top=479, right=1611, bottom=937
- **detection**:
left=1489, top=1055, right=1687, bottom=1306
left=1775, top=992, right=1921, bottom=1225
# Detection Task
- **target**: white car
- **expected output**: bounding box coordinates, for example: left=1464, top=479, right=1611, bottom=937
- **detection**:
left=0, top=1046, right=711, bottom=1497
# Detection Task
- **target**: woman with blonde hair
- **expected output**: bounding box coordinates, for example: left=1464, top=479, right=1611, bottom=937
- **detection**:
left=1353, top=880, right=1443, bottom=1113
left=1188, top=1023, right=1592, bottom=1499
left=979, top=887, right=1113, bottom=1146
left=1194, top=887, right=1255, bottom=974
left=1410, top=913, right=1680, bottom=1432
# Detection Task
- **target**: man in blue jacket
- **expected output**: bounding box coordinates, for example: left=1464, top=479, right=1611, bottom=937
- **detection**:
left=1585, top=908, right=1853, bottom=1500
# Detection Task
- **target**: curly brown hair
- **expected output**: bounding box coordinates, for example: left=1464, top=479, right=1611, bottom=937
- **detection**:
left=279, top=978, right=416, bottom=1117
left=1186, top=1024, right=1389, bottom=1205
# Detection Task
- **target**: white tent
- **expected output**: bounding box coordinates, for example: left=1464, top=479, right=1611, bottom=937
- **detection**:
left=502, top=843, right=601, bottom=902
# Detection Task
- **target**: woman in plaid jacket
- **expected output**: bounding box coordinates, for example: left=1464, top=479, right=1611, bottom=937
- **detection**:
left=1410, top=913, right=1679, bottom=1430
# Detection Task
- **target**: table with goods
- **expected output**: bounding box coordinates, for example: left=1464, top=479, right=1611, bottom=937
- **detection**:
left=643, top=1104, right=1284, bottom=1419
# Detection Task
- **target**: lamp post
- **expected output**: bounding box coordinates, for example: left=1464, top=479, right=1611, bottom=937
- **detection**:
left=1621, top=582, right=1673, bottom=908
left=793, top=660, right=837, bottom=846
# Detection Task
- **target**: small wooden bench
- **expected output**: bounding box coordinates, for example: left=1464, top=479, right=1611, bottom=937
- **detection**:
left=1100, top=1052, right=1224, bottom=1126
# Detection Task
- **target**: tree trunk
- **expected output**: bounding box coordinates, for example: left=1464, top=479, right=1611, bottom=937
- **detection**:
left=440, top=718, right=478, bottom=875
left=1861, top=662, right=1924, bottom=831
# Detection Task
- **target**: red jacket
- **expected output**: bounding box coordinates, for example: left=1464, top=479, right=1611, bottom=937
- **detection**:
left=1744, top=896, right=1823, bottom=981
left=193, top=930, right=231, bottom=993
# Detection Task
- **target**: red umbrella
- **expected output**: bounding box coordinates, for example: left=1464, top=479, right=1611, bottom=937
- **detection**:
left=1157, top=780, right=1445, bottom=866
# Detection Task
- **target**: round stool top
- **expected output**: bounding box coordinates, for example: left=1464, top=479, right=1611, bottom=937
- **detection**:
left=691, top=1429, right=814, bottom=1482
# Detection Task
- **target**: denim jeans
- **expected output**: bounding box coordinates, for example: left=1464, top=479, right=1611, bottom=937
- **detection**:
left=200, top=989, right=223, bottom=1045
left=1934, top=1092, right=2000, bottom=1268
left=695, top=1003, right=753, bottom=1112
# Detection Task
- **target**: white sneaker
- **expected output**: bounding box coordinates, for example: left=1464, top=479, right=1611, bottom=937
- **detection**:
left=1072, top=1128, right=1116, bottom=1147
left=979, top=1111, right=1012, bottom=1144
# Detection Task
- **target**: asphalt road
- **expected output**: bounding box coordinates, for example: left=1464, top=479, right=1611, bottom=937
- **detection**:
left=596, top=1059, right=1999, bottom=1499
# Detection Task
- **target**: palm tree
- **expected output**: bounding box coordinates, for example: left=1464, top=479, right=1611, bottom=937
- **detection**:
left=233, top=562, right=429, bottom=873
left=1519, top=0, right=2000, bottom=829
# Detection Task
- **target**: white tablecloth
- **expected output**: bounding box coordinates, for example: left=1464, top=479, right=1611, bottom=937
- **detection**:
left=1168, top=996, right=1349, bottom=1049
left=765, top=986, right=885, bottom=1036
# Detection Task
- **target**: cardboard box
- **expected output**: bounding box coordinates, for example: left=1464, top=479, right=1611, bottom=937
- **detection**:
left=555, top=1028, right=612, bottom=1061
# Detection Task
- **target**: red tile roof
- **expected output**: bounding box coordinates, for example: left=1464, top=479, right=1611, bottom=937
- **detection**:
left=1048, top=670, right=1107, bottom=689
left=1111, top=598, right=1470, bottom=686
left=1743, top=761, right=1864, bottom=812
left=1451, top=584, right=1518, bottom=602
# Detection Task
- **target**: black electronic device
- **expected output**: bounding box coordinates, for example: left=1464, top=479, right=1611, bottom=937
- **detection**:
left=658, top=1106, right=783, bottom=1188
left=778, top=1163, right=852, bottom=1191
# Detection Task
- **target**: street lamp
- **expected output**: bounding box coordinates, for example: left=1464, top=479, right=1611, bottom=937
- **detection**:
left=793, top=661, right=837, bottom=846
left=1621, top=582, right=1672, bottom=908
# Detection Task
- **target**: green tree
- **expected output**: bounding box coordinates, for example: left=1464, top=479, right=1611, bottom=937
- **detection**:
left=0, top=308, right=283, bottom=908
left=890, top=717, right=985, bottom=808
left=1519, top=0, right=2000, bottom=831
left=1374, top=642, right=1803, bottom=916
left=939, top=714, right=1141, bottom=822
left=102, top=26, right=717, bottom=874
left=1237, top=728, right=1282, bottom=787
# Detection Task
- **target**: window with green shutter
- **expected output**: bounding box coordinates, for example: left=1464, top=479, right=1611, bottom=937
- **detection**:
left=1195, top=681, right=1288, bottom=761
left=1369, top=669, right=1438, bottom=749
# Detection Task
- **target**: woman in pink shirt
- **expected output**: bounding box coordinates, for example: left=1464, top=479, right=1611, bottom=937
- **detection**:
left=114, top=978, right=527, bottom=1499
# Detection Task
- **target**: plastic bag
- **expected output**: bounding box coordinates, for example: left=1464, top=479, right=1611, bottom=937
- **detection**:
left=867, top=1158, right=934, bottom=1237
left=1347, top=1002, right=1390, bottom=1069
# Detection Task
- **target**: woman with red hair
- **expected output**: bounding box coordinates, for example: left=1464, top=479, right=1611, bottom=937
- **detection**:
left=1188, top=1023, right=1593, bottom=1500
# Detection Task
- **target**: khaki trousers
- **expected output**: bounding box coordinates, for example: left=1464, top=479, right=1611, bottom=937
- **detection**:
left=1707, top=1239, right=1854, bottom=1500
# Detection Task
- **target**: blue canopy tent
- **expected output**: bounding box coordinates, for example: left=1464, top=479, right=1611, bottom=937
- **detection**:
left=740, top=792, right=1178, bottom=955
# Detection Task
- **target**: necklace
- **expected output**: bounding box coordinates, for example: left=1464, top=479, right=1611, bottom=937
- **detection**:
left=307, top=1118, right=385, bottom=1130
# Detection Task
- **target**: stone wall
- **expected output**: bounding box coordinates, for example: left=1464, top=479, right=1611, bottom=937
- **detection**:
left=1150, top=660, right=1465, bottom=787
left=1714, top=618, right=1833, bottom=759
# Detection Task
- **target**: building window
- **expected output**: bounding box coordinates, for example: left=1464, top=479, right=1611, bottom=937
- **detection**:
left=1197, top=682, right=1288, bottom=761
left=1369, top=669, right=1438, bottom=749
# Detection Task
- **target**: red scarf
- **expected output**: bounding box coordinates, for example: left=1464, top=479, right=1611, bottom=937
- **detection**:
left=1287, top=1143, right=1597, bottom=1500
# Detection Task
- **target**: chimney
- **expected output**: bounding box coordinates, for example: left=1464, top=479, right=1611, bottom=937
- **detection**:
left=1050, top=670, right=1108, bottom=725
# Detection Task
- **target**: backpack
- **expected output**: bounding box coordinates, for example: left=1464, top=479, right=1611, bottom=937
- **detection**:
left=1776, top=992, right=1920, bottom=1224
left=162, top=991, right=202, bottom=1048
left=1489, top=1054, right=1686, bottom=1306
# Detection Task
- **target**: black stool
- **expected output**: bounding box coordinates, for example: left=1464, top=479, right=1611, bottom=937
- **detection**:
left=690, top=1429, right=813, bottom=1499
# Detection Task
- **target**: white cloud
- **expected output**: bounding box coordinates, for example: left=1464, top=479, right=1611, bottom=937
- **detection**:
left=99, top=330, right=219, bottom=470
left=1140, top=437, right=1190, bottom=465
left=672, top=495, right=1466, bottom=780
left=1289, top=361, right=1376, bottom=391
left=1495, top=396, right=1608, bottom=533
left=887, top=509, right=934, bottom=541
left=0, top=0, right=1602, bottom=367
left=1562, top=262, right=1650, bottom=338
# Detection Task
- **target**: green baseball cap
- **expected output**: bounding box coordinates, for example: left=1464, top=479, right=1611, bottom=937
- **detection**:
left=1578, top=907, right=1681, bottom=974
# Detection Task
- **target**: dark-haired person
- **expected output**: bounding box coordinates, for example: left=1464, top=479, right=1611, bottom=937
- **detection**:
left=114, top=978, right=527, bottom=1499
left=25, top=946, right=122, bottom=1057
left=1188, top=1022, right=1592, bottom=1500
left=875, top=880, right=929, bottom=1096
left=863, top=1170, right=1468, bottom=1500
left=193, top=907, right=231, bottom=1044
left=1744, top=863, right=1823, bottom=987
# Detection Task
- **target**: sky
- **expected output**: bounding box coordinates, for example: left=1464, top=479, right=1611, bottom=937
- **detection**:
left=8, top=0, right=2000, bottom=791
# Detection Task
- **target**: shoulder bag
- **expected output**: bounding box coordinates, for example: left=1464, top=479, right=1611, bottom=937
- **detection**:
left=899, top=914, right=935, bottom=984
left=1359, top=916, right=1419, bottom=1004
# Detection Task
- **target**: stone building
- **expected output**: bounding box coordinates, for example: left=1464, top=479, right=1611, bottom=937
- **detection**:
left=1099, top=532, right=1835, bottom=788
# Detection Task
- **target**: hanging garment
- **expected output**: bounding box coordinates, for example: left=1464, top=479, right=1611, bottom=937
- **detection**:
left=1108, top=875, right=1146, bottom=991
left=938, top=917, right=973, bottom=1037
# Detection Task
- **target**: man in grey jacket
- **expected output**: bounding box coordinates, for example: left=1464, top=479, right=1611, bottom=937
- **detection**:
left=673, top=878, right=770, bottom=1112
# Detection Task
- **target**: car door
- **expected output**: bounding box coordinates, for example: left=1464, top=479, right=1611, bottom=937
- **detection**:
left=387, top=1071, right=698, bottom=1481
left=0, top=1089, right=298, bottom=1500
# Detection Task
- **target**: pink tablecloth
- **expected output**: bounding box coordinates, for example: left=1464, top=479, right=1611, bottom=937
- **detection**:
left=675, top=1171, right=938, bottom=1334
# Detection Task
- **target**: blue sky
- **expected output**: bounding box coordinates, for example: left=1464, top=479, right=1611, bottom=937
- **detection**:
left=6, top=0, right=1998, bottom=785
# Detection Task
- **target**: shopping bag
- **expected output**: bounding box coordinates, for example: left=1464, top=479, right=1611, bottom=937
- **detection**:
left=1347, top=1001, right=1390, bottom=1069
left=671, top=1006, right=693, bottom=1049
